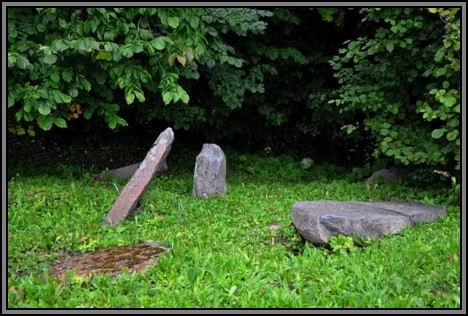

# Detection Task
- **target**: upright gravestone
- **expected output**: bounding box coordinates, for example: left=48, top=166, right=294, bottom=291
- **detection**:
left=193, top=144, right=227, bottom=198
left=102, top=128, right=174, bottom=226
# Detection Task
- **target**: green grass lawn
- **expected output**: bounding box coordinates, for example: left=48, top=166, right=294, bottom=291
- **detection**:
left=7, top=154, right=460, bottom=308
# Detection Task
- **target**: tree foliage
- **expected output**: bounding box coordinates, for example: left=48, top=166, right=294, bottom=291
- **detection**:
left=7, top=7, right=461, bottom=179
left=8, top=8, right=229, bottom=130
left=329, top=8, right=460, bottom=174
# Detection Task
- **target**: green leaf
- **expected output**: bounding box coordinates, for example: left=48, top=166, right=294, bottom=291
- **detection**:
left=180, top=90, right=189, bottom=104
left=37, top=115, right=53, bottom=130
left=44, top=54, right=58, bottom=65
left=162, top=91, right=173, bottom=104
left=385, top=42, right=394, bottom=53
left=422, top=69, right=432, bottom=77
left=16, top=56, right=30, bottom=69
left=132, top=41, right=144, bottom=53
left=104, top=31, right=115, bottom=41
left=54, top=118, right=67, bottom=128
left=151, top=37, right=166, bottom=50
left=8, top=54, right=17, bottom=67
left=446, top=130, right=458, bottom=141
left=77, top=76, right=92, bottom=91
left=184, top=47, right=194, bottom=62
left=347, top=41, right=358, bottom=50
left=167, top=16, right=180, bottom=28
left=121, top=23, right=129, bottom=34
left=332, top=63, right=341, bottom=70
left=84, top=107, right=93, bottom=119
left=38, top=103, right=51, bottom=115
left=8, top=93, right=15, bottom=107
left=380, top=129, right=390, bottom=136
left=51, top=71, right=60, bottom=83
left=172, top=90, right=180, bottom=103
left=443, top=97, right=456, bottom=107
left=58, top=18, right=67, bottom=28
left=431, top=128, right=446, bottom=139
left=139, top=29, right=152, bottom=41
left=120, top=46, right=134, bottom=58
left=53, top=39, right=69, bottom=52
left=188, top=16, right=199, bottom=29
left=168, top=53, right=177, bottom=66
left=37, top=23, right=46, bottom=32
left=68, top=86, right=79, bottom=98
left=447, top=118, right=459, bottom=128
left=134, top=90, right=146, bottom=103
left=107, top=116, right=117, bottom=129
left=146, top=43, right=155, bottom=55
left=434, top=50, right=445, bottom=62
left=15, top=109, right=23, bottom=121
left=435, top=67, right=447, bottom=77
left=62, top=70, right=73, bottom=82
left=125, top=91, right=135, bottom=104
left=9, top=27, right=18, bottom=39
left=207, top=59, right=215, bottom=68
left=177, top=55, right=187, bottom=67
left=95, top=50, right=113, bottom=61
left=428, top=8, right=438, bottom=13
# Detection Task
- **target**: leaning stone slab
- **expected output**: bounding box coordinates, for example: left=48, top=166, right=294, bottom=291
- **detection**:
left=102, top=128, right=174, bottom=226
left=291, top=200, right=446, bottom=246
left=193, top=144, right=227, bottom=198
left=94, top=161, right=168, bottom=182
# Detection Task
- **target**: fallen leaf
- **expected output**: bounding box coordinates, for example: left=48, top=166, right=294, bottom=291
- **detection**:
left=268, top=223, right=280, bottom=231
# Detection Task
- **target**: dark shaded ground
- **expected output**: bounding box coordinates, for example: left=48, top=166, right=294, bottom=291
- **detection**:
left=8, top=133, right=148, bottom=172
left=7, top=124, right=202, bottom=177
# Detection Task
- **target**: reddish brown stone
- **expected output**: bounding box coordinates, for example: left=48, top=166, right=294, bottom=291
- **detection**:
left=102, top=128, right=174, bottom=226
left=50, top=242, right=171, bottom=277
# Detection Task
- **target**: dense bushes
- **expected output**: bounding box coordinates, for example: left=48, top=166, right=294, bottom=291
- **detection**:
left=8, top=7, right=460, bottom=178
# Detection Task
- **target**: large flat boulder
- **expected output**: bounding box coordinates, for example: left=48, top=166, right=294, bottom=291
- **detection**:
left=291, top=200, right=446, bottom=245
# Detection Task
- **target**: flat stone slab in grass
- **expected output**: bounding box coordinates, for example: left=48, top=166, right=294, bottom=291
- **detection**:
left=291, top=200, right=446, bottom=246
left=50, top=242, right=171, bottom=278
left=102, top=127, right=174, bottom=226
left=94, top=161, right=168, bottom=182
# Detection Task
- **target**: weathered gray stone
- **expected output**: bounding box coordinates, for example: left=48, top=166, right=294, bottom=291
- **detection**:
left=102, top=128, right=174, bottom=226
left=94, top=161, right=168, bottom=182
left=193, top=144, right=227, bottom=198
left=291, top=200, right=446, bottom=245
left=365, top=167, right=409, bottom=186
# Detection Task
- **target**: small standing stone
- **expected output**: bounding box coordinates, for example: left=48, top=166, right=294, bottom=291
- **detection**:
left=102, top=128, right=174, bottom=226
left=365, top=167, right=409, bottom=186
left=193, top=144, right=227, bottom=198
